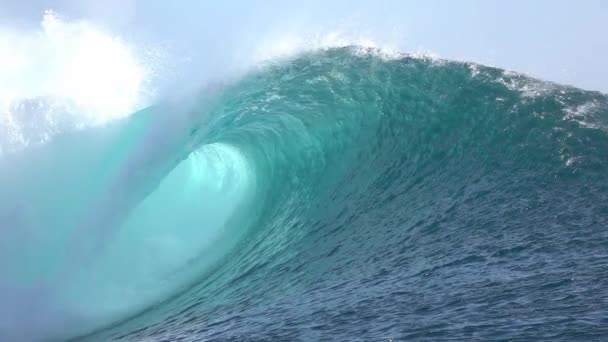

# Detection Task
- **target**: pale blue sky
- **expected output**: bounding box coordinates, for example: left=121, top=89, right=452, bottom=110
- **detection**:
left=2, top=0, right=607, bottom=92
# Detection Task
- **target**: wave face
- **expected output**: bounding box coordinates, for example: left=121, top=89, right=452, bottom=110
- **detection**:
left=2, top=47, right=608, bottom=341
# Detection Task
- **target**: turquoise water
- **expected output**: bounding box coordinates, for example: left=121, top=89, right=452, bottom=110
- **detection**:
left=1, top=47, right=608, bottom=341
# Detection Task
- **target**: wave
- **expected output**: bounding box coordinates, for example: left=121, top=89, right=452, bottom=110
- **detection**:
left=1, top=47, right=608, bottom=341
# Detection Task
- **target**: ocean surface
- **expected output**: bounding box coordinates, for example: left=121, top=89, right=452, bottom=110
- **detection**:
left=1, top=47, right=608, bottom=341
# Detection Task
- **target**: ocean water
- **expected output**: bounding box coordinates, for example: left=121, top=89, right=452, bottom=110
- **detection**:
left=1, top=47, right=608, bottom=341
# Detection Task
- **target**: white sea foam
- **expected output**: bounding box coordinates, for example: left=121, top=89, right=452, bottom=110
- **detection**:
left=0, top=10, right=155, bottom=154
left=564, top=99, right=605, bottom=130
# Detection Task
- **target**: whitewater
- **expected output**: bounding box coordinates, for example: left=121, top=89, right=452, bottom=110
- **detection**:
left=1, top=10, right=608, bottom=342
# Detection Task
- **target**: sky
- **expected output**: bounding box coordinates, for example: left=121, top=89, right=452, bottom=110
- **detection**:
left=1, top=0, right=607, bottom=93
